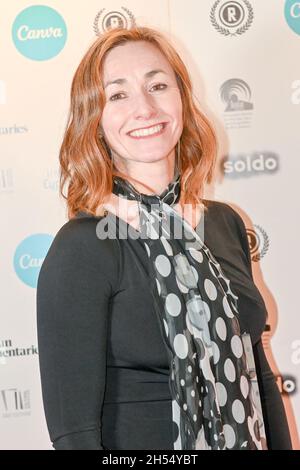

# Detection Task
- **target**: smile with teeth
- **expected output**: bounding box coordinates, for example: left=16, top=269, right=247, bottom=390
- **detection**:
left=128, top=123, right=166, bottom=138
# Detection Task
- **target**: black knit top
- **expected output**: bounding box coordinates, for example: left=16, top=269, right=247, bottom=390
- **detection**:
left=36, top=199, right=292, bottom=450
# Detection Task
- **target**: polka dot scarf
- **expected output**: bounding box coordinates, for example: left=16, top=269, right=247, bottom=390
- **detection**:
left=112, top=171, right=267, bottom=450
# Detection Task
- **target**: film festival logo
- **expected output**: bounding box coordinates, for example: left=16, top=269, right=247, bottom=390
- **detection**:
left=246, top=225, right=269, bottom=262
left=221, top=79, right=253, bottom=113
left=210, top=0, right=254, bottom=36
left=0, top=388, right=31, bottom=418
left=220, top=78, right=254, bottom=129
left=93, top=6, right=136, bottom=36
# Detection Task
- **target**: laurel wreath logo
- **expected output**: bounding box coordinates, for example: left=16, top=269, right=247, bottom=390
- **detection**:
left=249, top=224, right=269, bottom=262
left=93, top=7, right=136, bottom=37
left=210, top=0, right=254, bottom=37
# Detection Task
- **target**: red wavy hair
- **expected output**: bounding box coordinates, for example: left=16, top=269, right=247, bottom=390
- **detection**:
left=59, top=26, right=218, bottom=219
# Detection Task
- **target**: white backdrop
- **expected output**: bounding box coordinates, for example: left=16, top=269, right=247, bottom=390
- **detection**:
left=1, top=0, right=299, bottom=449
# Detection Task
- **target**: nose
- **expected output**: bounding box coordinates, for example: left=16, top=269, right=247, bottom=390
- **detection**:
left=132, top=89, right=158, bottom=120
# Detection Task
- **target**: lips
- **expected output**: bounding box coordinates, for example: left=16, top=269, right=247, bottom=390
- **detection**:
left=127, top=122, right=167, bottom=135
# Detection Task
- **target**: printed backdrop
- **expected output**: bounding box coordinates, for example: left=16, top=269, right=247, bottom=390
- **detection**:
left=0, top=0, right=299, bottom=449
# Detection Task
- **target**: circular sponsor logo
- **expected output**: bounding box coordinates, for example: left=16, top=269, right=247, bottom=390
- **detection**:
left=12, top=5, right=67, bottom=61
left=14, top=233, right=53, bottom=288
left=285, top=0, right=300, bottom=36
left=210, top=0, right=253, bottom=36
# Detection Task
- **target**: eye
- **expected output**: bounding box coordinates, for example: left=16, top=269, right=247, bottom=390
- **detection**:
left=109, top=92, right=125, bottom=102
left=151, top=83, right=167, bottom=92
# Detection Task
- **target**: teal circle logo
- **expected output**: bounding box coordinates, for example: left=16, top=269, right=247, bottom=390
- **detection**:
left=14, top=233, right=53, bottom=288
left=285, top=0, right=300, bottom=35
left=12, top=5, right=67, bottom=61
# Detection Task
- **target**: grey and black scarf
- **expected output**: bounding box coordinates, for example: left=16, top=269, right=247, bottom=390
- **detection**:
left=111, top=170, right=267, bottom=450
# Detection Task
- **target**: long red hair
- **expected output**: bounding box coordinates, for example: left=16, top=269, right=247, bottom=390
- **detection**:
left=59, top=26, right=218, bottom=219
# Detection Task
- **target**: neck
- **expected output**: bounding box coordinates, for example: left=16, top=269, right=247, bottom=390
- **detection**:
left=111, top=148, right=177, bottom=195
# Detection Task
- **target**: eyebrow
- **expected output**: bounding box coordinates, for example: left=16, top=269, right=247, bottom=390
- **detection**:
left=104, top=69, right=167, bottom=89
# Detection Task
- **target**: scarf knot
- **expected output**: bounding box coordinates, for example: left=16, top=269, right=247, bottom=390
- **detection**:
left=112, top=171, right=180, bottom=211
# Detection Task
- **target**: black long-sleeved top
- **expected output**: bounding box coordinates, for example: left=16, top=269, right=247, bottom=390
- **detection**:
left=36, top=199, right=292, bottom=450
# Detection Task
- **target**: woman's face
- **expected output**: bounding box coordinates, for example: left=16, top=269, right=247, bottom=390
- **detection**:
left=101, top=40, right=183, bottom=169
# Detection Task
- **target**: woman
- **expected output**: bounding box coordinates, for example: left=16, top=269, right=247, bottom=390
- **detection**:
left=36, top=26, right=292, bottom=450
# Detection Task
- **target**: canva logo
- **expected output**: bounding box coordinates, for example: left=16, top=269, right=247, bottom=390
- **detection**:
left=12, top=5, right=67, bottom=61
left=285, top=0, right=300, bottom=35
left=13, top=234, right=53, bottom=288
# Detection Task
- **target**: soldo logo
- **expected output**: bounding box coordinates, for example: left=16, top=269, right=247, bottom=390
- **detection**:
left=223, top=152, right=279, bottom=178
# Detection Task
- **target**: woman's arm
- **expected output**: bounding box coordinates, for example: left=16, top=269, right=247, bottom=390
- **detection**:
left=228, top=206, right=293, bottom=449
left=36, top=217, right=120, bottom=449
left=253, top=340, right=293, bottom=449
